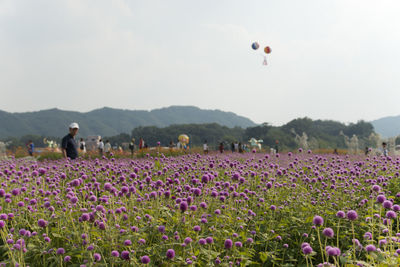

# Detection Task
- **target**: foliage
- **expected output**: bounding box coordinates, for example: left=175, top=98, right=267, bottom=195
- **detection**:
left=0, top=153, right=399, bottom=266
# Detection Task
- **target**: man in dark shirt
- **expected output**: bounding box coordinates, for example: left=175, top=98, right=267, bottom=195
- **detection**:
left=61, top=122, right=79, bottom=159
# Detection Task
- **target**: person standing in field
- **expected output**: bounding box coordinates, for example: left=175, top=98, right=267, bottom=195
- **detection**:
left=203, top=140, right=208, bottom=154
left=79, top=138, right=86, bottom=154
left=382, top=142, right=388, bottom=157
left=61, top=123, right=79, bottom=160
left=139, top=138, right=144, bottom=150
left=129, top=138, right=135, bottom=157
left=104, top=140, right=111, bottom=156
left=219, top=142, right=224, bottom=153
left=27, top=140, right=34, bottom=156
left=98, top=139, right=104, bottom=156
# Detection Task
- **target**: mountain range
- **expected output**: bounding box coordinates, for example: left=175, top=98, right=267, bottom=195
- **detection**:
left=0, top=106, right=256, bottom=138
left=371, top=116, right=400, bottom=137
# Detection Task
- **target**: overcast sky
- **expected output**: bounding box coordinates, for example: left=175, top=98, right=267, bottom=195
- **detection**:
left=1, top=0, right=400, bottom=125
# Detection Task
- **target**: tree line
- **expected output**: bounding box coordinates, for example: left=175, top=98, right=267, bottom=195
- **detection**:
left=1, top=118, right=377, bottom=152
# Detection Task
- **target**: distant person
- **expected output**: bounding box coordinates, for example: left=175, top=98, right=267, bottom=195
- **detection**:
left=104, top=140, right=111, bottom=156
left=365, top=146, right=369, bottom=156
left=275, top=140, right=279, bottom=154
left=203, top=140, right=208, bottom=154
left=234, top=142, right=239, bottom=152
left=139, top=138, right=144, bottom=150
left=231, top=142, right=235, bottom=153
left=382, top=142, right=388, bottom=157
left=27, top=140, right=34, bottom=156
left=219, top=142, right=224, bottom=153
left=61, top=123, right=79, bottom=160
left=333, top=148, right=338, bottom=155
left=238, top=142, right=243, bottom=153
left=129, top=138, right=136, bottom=157
left=79, top=138, right=86, bottom=154
left=98, top=139, right=104, bottom=156
left=169, top=141, right=175, bottom=149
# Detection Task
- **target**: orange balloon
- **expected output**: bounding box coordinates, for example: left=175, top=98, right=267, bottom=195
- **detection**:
left=264, top=46, right=271, bottom=54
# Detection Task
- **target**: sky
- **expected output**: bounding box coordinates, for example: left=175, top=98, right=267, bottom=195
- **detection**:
left=1, top=0, right=400, bottom=125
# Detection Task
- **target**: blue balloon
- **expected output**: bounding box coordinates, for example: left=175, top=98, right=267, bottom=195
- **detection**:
left=251, top=42, right=259, bottom=50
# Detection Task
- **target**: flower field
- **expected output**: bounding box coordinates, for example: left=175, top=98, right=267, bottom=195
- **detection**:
left=1, top=152, right=400, bottom=266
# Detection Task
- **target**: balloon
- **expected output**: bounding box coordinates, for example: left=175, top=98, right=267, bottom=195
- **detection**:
left=264, top=46, right=271, bottom=54
left=251, top=42, right=259, bottom=50
left=178, top=134, right=189, bottom=144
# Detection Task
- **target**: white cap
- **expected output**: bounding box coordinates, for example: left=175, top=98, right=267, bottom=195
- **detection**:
left=69, top=122, right=79, bottom=129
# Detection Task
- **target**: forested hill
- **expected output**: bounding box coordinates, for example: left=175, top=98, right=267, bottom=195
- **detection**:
left=0, top=106, right=256, bottom=138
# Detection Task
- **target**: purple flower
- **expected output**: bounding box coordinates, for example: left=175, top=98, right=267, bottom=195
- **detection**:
left=383, top=200, right=393, bottom=209
left=235, top=241, right=243, bottom=247
left=64, top=256, right=71, bottom=262
left=302, top=246, right=313, bottom=255
left=124, top=239, right=132, bottom=246
left=121, top=250, right=129, bottom=260
left=38, top=219, right=47, bottom=228
left=312, top=216, right=324, bottom=226
left=193, top=225, right=201, bottom=232
left=199, top=239, right=207, bottom=245
left=111, top=250, right=119, bottom=257
left=166, top=249, right=175, bottom=259
left=386, top=211, right=397, bottom=219
left=141, top=255, right=150, bottom=264
left=327, top=247, right=340, bottom=256
left=322, top=228, right=334, bottom=238
left=180, top=202, right=188, bottom=212
left=224, top=239, right=233, bottom=249
left=206, top=237, right=214, bottom=244
left=365, top=244, right=376, bottom=252
left=0, top=220, right=5, bottom=228
left=347, top=210, right=358, bottom=221
left=93, top=253, right=101, bottom=262
left=377, top=195, right=386, bottom=203
left=364, top=232, right=372, bottom=240
left=56, top=248, right=65, bottom=255
left=184, top=237, right=192, bottom=245
left=336, top=211, right=345, bottom=218
left=158, top=225, right=166, bottom=233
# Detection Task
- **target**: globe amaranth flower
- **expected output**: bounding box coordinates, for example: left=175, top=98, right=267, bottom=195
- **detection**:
left=111, top=250, right=119, bottom=257
left=365, top=244, right=377, bottom=252
left=364, top=232, right=372, bottom=240
left=198, top=238, right=207, bottom=245
left=37, top=219, right=47, bottom=228
left=336, top=211, right=345, bottom=218
left=383, top=200, right=393, bottom=209
left=141, top=255, right=150, bottom=264
left=235, top=241, right=242, bottom=247
left=386, top=211, right=397, bottom=219
left=327, top=247, right=340, bottom=256
left=179, top=202, right=188, bottom=212
left=347, top=210, right=358, bottom=221
left=224, top=239, right=233, bottom=249
left=121, top=251, right=129, bottom=260
left=312, top=216, right=324, bottom=226
left=322, top=228, right=334, bottom=238
left=377, top=195, right=386, bottom=203
left=302, top=245, right=313, bottom=255
left=166, top=249, right=175, bottom=259
left=56, top=248, right=65, bottom=255
left=206, top=237, right=214, bottom=244
left=93, top=253, right=101, bottom=262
